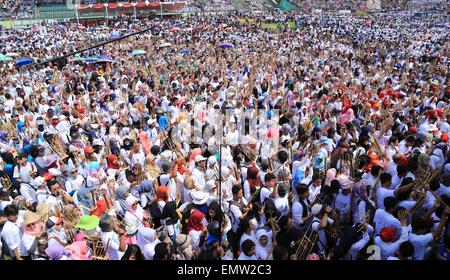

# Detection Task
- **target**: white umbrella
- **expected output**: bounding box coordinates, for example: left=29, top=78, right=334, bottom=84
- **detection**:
left=160, top=42, right=172, bottom=48
left=6, top=53, right=20, bottom=57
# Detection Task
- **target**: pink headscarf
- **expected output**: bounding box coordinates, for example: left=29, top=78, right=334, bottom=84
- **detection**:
left=324, top=168, right=337, bottom=186
left=23, top=221, right=44, bottom=236
left=189, top=148, right=202, bottom=163
left=139, top=131, right=151, bottom=155
left=339, top=108, right=355, bottom=125
left=69, top=241, right=90, bottom=260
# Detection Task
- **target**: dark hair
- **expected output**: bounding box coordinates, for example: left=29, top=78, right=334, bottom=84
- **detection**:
left=330, top=179, right=341, bottom=190
left=121, top=244, right=145, bottom=260
left=47, top=180, right=59, bottom=188
left=371, top=165, right=382, bottom=176
left=272, top=245, right=289, bottom=260
left=4, top=204, right=19, bottom=216
left=384, top=196, right=397, bottom=211
left=153, top=242, right=170, bottom=260
left=232, top=184, right=242, bottom=196
left=264, top=173, right=276, bottom=182
left=241, top=239, right=256, bottom=256
left=411, top=216, right=428, bottom=232
left=296, top=184, right=309, bottom=195
left=18, top=152, right=28, bottom=160
left=396, top=165, right=408, bottom=176
left=380, top=173, right=392, bottom=186
left=399, top=241, right=414, bottom=258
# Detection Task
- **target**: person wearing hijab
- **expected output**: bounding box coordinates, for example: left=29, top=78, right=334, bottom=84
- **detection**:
left=114, top=185, right=129, bottom=216
left=75, top=188, right=95, bottom=215
left=186, top=209, right=206, bottom=252
left=139, top=179, right=155, bottom=209
left=68, top=240, right=91, bottom=260
left=45, top=243, right=69, bottom=260
left=255, top=228, right=273, bottom=260
left=136, top=227, right=160, bottom=260
left=430, top=149, right=445, bottom=170
left=106, top=154, right=120, bottom=177
left=124, top=195, right=150, bottom=245
left=162, top=201, right=181, bottom=244
left=243, top=166, right=261, bottom=202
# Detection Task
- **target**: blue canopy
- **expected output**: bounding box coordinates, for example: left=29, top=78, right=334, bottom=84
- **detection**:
left=15, top=58, right=33, bottom=67
left=96, top=54, right=114, bottom=63
left=83, top=57, right=99, bottom=63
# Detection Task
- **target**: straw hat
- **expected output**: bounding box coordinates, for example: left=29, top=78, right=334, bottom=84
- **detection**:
left=36, top=203, right=50, bottom=220
left=22, top=211, right=41, bottom=225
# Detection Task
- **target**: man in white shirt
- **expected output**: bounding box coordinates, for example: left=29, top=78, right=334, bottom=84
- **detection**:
left=13, top=153, right=38, bottom=204
left=374, top=209, right=410, bottom=260
left=374, top=197, right=402, bottom=237
left=1, top=205, right=28, bottom=260
left=308, top=174, right=322, bottom=203
left=410, top=212, right=448, bottom=260
left=191, top=155, right=207, bottom=190
left=376, top=173, right=414, bottom=210
left=229, top=185, right=251, bottom=233
left=65, top=166, right=85, bottom=195
left=292, top=184, right=313, bottom=230
left=259, top=173, right=276, bottom=204
left=311, top=204, right=334, bottom=253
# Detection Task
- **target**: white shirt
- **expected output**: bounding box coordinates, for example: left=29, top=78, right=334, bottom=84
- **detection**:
left=1, top=220, right=28, bottom=257
left=191, top=167, right=206, bottom=190
left=101, top=231, right=124, bottom=260
left=311, top=216, right=334, bottom=252
left=309, top=183, right=321, bottom=202
left=373, top=209, right=402, bottom=237
left=65, top=175, right=85, bottom=193
left=376, top=187, right=395, bottom=210
left=259, top=186, right=272, bottom=204
left=374, top=226, right=410, bottom=260
left=272, top=195, right=289, bottom=217
left=13, top=162, right=37, bottom=184
left=410, top=232, right=434, bottom=260
left=292, top=199, right=310, bottom=229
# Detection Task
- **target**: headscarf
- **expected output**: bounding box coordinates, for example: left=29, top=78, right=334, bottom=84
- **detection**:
left=139, top=179, right=155, bottom=199
left=186, top=209, right=205, bottom=233
left=45, top=243, right=69, bottom=260
left=0, top=130, right=8, bottom=142
left=189, top=148, right=202, bottom=163
left=339, top=108, right=355, bottom=125
left=444, top=163, right=450, bottom=174
left=156, top=186, right=169, bottom=202
left=139, top=131, right=151, bottom=155
left=350, top=180, right=370, bottom=215
left=255, top=228, right=272, bottom=260
left=23, top=221, right=44, bottom=236
left=430, top=149, right=445, bottom=170
left=115, top=185, right=129, bottom=214
left=106, top=154, right=120, bottom=170
left=69, top=240, right=90, bottom=260
left=418, top=153, right=430, bottom=167
left=246, top=165, right=261, bottom=194
left=91, top=199, right=108, bottom=217
left=325, top=168, right=337, bottom=186
left=126, top=195, right=144, bottom=216
left=162, top=201, right=180, bottom=225
left=136, top=227, right=157, bottom=248
left=77, top=188, right=94, bottom=215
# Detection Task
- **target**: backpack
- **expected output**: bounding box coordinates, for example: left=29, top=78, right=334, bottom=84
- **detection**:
left=180, top=202, right=195, bottom=234
left=251, top=185, right=269, bottom=205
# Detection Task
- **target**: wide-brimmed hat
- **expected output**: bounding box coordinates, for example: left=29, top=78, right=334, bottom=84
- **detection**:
left=36, top=203, right=50, bottom=219
left=23, top=211, right=41, bottom=225
left=75, top=215, right=100, bottom=231
left=190, top=190, right=209, bottom=205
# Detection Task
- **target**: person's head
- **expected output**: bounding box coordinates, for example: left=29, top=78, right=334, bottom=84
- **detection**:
left=241, top=239, right=256, bottom=257
left=380, top=173, right=392, bottom=188
left=272, top=245, right=289, bottom=260
left=154, top=242, right=170, bottom=260
left=312, top=174, right=321, bottom=187
left=18, top=152, right=28, bottom=166
left=48, top=180, right=61, bottom=196
left=371, top=165, right=383, bottom=177
left=121, top=244, right=145, bottom=260
left=195, top=155, right=207, bottom=169
left=232, top=184, right=243, bottom=200
left=411, top=216, right=429, bottom=234
left=296, top=184, right=310, bottom=200
left=264, top=173, right=277, bottom=188
left=4, top=204, right=19, bottom=222
left=396, top=164, right=408, bottom=178
left=99, top=213, right=114, bottom=232
left=383, top=196, right=397, bottom=212
left=392, top=154, right=402, bottom=164
left=397, top=241, right=415, bottom=260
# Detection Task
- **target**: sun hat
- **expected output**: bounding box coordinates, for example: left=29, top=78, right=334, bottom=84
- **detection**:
left=74, top=215, right=100, bottom=231
left=22, top=211, right=41, bottom=225
left=190, top=190, right=209, bottom=205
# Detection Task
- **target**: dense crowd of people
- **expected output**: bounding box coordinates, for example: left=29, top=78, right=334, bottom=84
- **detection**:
left=0, top=0, right=34, bottom=20
left=0, top=6, right=449, bottom=261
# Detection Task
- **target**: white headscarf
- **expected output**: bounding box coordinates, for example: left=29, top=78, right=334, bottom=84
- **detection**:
left=136, top=228, right=160, bottom=260
left=430, top=149, right=445, bottom=170
left=255, top=228, right=272, bottom=260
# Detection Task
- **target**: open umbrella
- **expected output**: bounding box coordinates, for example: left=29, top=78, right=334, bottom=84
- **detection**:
left=160, top=42, right=172, bottom=48
left=83, top=57, right=99, bottom=63
left=169, top=27, right=181, bottom=33
left=0, top=55, right=13, bottom=62
left=6, top=52, right=19, bottom=57
left=178, top=48, right=191, bottom=54
left=132, top=50, right=147, bottom=56
left=96, top=55, right=114, bottom=63
left=220, top=43, right=234, bottom=49
left=15, top=58, right=33, bottom=67
left=70, top=55, right=84, bottom=62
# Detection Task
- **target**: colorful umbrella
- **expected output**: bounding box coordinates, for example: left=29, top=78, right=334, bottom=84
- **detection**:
left=96, top=55, right=114, bottom=63
left=15, top=58, right=33, bottom=67
left=178, top=48, right=191, bottom=54
left=131, top=50, right=147, bottom=56
left=220, top=43, right=234, bottom=49
left=169, top=27, right=181, bottom=33
left=83, top=57, right=99, bottom=63
left=0, top=55, right=13, bottom=62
